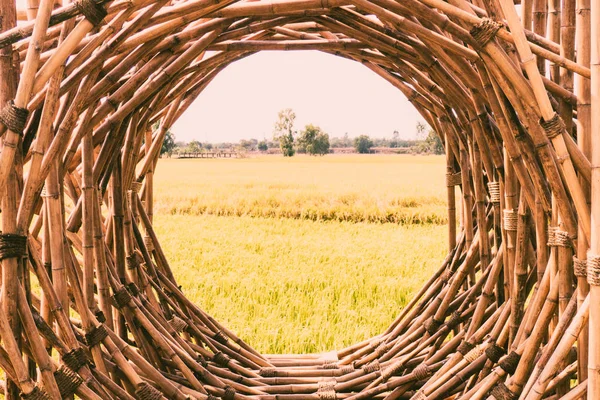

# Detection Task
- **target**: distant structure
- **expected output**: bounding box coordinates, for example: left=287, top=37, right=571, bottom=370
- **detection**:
left=0, top=0, right=596, bottom=398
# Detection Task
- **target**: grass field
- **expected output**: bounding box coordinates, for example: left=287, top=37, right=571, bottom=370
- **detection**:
left=153, top=154, right=448, bottom=224
left=152, top=154, right=448, bottom=354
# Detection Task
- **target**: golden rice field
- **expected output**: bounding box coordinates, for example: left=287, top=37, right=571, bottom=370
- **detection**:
left=154, top=154, right=448, bottom=224
left=152, top=154, right=449, bottom=354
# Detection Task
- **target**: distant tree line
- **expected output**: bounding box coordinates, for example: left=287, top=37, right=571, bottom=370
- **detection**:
left=159, top=110, right=444, bottom=157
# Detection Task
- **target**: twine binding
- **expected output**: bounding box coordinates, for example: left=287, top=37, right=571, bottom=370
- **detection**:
left=112, top=287, right=132, bottom=308
left=169, top=315, right=188, bottom=332
left=547, top=227, right=572, bottom=248
left=20, top=386, right=51, bottom=400
left=85, top=324, right=108, bottom=347
left=412, top=364, right=431, bottom=380
left=259, top=367, right=277, bottom=377
left=540, top=113, right=565, bottom=139
left=485, top=344, right=505, bottom=363
left=490, top=382, right=516, bottom=400
left=135, top=382, right=163, bottom=400
left=470, top=18, right=502, bottom=46
left=0, top=233, right=27, bottom=261
left=0, top=100, right=28, bottom=134
left=224, top=386, right=236, bottom=400
left=499, top=351, right=521, bottom=375
left=487, top=181, right=501, bottom=204
left=503, top=209, right=518, bottom=231
left=587, top=254, right=600, bottom=286
left=54, top=366, right=83, bottom=398
left=362, top=360, right=380, bottom=373
left=75, top=0, right=107, bottom=25
left=213, top=351, right=231, bottom=367
left=574, top=256, right=587, bottom=278
left=62, top=348, right=89, bottom=371
left=446, top=172, right=462, bottom=187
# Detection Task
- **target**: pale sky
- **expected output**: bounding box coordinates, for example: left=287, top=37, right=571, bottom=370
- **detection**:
left=171, top=51, right=423, bottom=144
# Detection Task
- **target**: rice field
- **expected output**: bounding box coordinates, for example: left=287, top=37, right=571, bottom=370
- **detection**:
left=152, top=154, right=449, bottom=353
left=153, top=154, right=448, bottom=224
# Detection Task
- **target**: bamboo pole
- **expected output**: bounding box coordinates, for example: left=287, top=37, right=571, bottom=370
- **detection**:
left=0, top=0, right=595, bottom=399
left=588, top=0, right=600, bottom=396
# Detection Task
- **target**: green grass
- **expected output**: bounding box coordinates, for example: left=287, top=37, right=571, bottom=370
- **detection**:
left=152, top=154, right=449, bottom=354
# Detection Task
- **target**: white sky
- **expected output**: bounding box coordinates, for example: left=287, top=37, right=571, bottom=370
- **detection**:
left=171, top=51, right=423, bottom=144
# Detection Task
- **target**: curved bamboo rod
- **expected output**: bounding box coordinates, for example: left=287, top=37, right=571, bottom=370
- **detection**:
left=0, top=0, right=595, bottom=399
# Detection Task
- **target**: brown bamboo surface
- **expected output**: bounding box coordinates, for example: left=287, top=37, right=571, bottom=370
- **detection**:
left=0, top=0, right=597, bottom=398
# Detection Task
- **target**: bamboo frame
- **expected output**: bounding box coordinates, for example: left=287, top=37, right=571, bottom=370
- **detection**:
left=0, top=0, right=594, bottom=398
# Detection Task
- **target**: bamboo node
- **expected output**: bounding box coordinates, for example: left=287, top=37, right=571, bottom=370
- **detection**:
left=20, top=386, right=51, bottom=400
left=489, top=382, right=516, bottom=400
left=134, top=382, right=163, bottom=400
left=214, top=330, right=229, bottom=344
left=412, top=364, right=431, bottom=380
left=75, top=0, right=107, bottom=26
left=546, top=228, right=572, bottom=248
left=457, top=340, right=475, bottom=355
left=573, top=257, right=587, bottom=278
left=424, top=317, right=443, bottom=335
left=259, top=367, right=277, bottom=377
left=361, top=361, right=380, bottom=373
left=487, top=182, right=501, bottom=204
left=168, top=315, right=188, bottom=332
left=54, top=366, right=84, bottom=398
left=498, top=351, right=521, bottom=375
left=540, top=113, right=565, bottom=140
left=213, top=351, right=231, bottom=367
left=62, top=348, right=89, bottom=371
left=502, top=210, right=518, bottom=231
left=0, top=100, right=28, bottom=135
left=224, top=385, right=236, bottom=400
left=485, top=344, right=506, bottom=363
left=85, top=324, right=108, bottom=347
left=469, top=18, right=502, bottom=47
left=112, top=287, right=132, bottom=308
left=586, top=254, right=600, bottom=286
left=446, top=172, right=462, bottom=187
left=0, top=233, right=27, bottom=261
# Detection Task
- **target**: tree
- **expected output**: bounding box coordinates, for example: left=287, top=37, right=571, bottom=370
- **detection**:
left=160, top=131, right=176, bottom=157
left=188, top=140, right=202, bottom=153
left=298, top=124, right=330, bottom=156
left=343, top=132, right=351, bottom=147
left=416, top=121, right=427, bottom=140
left=390, top=130, right=400, bottom=148
left=258, top=141, right=268, bottom=151
left=425, top=130, right=444, bottom=155
left=273, top=108, right=296, bottom=157
left=239, top=139, right=254, bottom=151
left=354, top=135, right=374, bottom=154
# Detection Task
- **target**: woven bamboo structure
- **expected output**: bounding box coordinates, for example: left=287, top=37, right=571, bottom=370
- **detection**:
left=0, top=0, right=598, bottom=398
